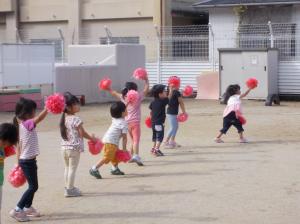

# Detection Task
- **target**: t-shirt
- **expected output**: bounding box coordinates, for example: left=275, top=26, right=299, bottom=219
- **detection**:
left=102, top=118, right=128, bottom=146
left=223, top=94, right=243, bottom=117
left=167, top=90, right=181, bottom=115
left=0, top=146, right=4, bottom=186
left=19, top=119, right=39, bottom=160
left=122, top=92, right=144, bottom=124
left=149, top=98, right=169, bottom=125
left=61, top=115, right=84, bottom=152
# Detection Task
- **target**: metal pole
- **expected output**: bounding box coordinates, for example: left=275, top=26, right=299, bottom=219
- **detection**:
left=58, top=27, right=64, bottom=63
left=155, top=25, right=161, bottom=84
left=268, top=21, right=274, bottom=48
left=104, top=26, right=112, bottom=45
left=209, top=23, right=215, bottom=71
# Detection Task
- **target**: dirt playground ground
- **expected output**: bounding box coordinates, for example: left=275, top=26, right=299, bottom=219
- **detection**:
left=0, top=99, right=300, bottom=224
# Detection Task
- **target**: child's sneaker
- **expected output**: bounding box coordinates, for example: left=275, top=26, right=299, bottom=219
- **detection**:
left=240, top=138, right=249, bottom=143
left=164, top=142, right=175, bottom=149
left=111, top=167, right=125, bottom=175
left=214, top=138, right=224, bottom=143
left=24, top=207, right=40, bottom=217
left=65, top=187, right=82, bottom=197
left=156, top=149, right=164, bottom=156
left=89, top=168, right=102, bottom=179
left=9, top=209, right=30, bottom=222
left=151, top=148, right=156, bottom=155
left=130, top=155, right=144, bottom=166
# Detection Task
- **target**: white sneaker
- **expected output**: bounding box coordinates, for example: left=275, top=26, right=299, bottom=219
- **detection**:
left=131, top=155, right=144, bottom=166
left=24, top=206, right=40, bottom=217
left=214, top=138, right=224, bottom=143
left=65, top=187, right=82, bottom=197
left=9, top=209, right=30, bottom=222
left=240, top=138, right=249, bottom=143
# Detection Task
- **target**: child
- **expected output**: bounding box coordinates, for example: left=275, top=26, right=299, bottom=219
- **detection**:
left=10, top=98, right=48, bottom=222
left=105, top=79, right=149, bottom=166
left=215, top=84, right=252, bottom=143
left=165, top=82, right=186, bottom=149
left=60, top=92, right=96, bottom=197
left=149, top=84, right=171, bottom=156
left=89, top=101, right=128, bottom=179
left=0, top=123, right=18, bottom=224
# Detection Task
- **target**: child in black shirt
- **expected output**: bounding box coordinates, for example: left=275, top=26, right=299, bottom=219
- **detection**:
left=149, top=84, right=171, bottom=156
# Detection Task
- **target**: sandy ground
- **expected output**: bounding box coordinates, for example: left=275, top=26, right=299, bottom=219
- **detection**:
left=0, top=99, right=300, bottom=224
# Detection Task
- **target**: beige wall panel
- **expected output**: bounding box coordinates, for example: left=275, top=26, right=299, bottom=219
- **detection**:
left=20, top=0, right=68, bottom=22
left=0, top=15, right=6, bottom=23
left=82, top=0, right=154, bottom=20
left=0, top=0, right=13, bottom=12
left=0, top=24, right=6, bottom=42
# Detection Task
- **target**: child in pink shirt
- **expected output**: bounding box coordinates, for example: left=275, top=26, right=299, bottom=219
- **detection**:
left=215, top=84, right=252, bottom=143
left=105, top=78, right=149, bottom=166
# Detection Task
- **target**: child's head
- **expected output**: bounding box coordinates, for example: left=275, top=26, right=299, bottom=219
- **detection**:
left=151, top=84, right=167, bottom=99
left=224, top=84, right=241, bottom=104
left=15, top=98, right=37, bottom=121
left=122, top=82, right=138, bottom=98
left=110, top=101, right=127, bottom=118
left=64, top=92, right=80, bottom=114
left=0, top=123, right=18, bottom=147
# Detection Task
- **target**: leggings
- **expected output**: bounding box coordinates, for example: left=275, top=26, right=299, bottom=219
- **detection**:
left=167, top=114, right=179, bottom=139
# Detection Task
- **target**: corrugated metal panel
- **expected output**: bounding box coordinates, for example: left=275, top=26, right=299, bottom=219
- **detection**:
left=146, top=61, right=214, bottom=90
left=279, top=61, right=300, bottom=94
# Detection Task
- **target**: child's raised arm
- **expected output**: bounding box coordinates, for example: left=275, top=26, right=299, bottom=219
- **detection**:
left=121, top=133, right=127, bottom=151
left=33, top=108, right=48, bottom=126
left=240, top=88, right=252, bottom=99
left=105, top=88, right=122, bottom=100
left=78, top=124, right=96, bottom=141
left=143, top=78, right=150, bottom=97
left=178, top=97, right=186, bottom=114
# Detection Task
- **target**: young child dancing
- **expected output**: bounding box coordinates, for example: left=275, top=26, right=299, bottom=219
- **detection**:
left=0, top=123, right=18, bottom=223
left=215, top=84, right=252, bottom=143
left=165, top=82, right=186, bottom=149
left=10, top=98, right=48, bottom=222
left=149, top=84, right=171, bottom=156
left=104, top=79, right=149, bottom=166
left=89, top=101, right=128, bottom=179
left=60, top=92, right=96, bottom=197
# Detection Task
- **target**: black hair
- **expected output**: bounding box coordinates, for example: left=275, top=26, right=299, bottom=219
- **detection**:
left=110, top=101, right=126, bottom=119
left=13, top=98, right=37, bottom=133
left=223, top=84, right=241, bottom=104
left=121, top=82, right=138, bottom=99
left=151, top=84, right=166, bottom=98
left=60, top=92, right=80, bottom=140
left=0, top=123, right=18, bottom=145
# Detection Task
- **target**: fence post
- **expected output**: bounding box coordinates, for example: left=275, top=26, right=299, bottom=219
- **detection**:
left=209, top=23, right=215, bottom=71
left=155, top=25, right=161, bottom=84
left=268, top=21, right=274, bottom=48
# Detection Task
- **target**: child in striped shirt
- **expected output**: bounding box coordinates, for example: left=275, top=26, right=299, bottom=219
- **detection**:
left=10, top=98, right=48, bottom=222
left=0, top=123, right=18, bottom=224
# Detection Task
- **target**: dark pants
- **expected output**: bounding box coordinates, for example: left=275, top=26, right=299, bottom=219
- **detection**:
left=17, top=159, right=38, bottom=209
left=152, top=124, right=165, bottom=142
left=220, top=111, right=244, bottom=134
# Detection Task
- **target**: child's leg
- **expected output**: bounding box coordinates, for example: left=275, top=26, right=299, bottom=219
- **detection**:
left=131, top=123, right=141, bottom=155
left=67, top=150, right=80, bottom=189
left=169, top=115, right=179, bottom=143
left=62, top=149, right=70, bottom=188
left=128, top=124, right=134, bottom=155
left=232, top=119, right=245, bottom=140
left=17, top=159, right=38, bottom=210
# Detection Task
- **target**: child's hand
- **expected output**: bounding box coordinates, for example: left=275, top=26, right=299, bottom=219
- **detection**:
left=91, top=134, right=97, bottom=142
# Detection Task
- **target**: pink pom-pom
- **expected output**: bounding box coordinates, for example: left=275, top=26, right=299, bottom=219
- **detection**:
left=126, top=90, right=139, bottom=104
left=133, top=68, right=148, bottom=80
left=88, top=139, right=103, bottom=155
left=45, top=93, right=65, bottom=114
left=7, top=165, right=27, bottom=188
left=246, top=78, right=258, bottom=89
left=168, top=76, right=181, bottom=88
left=183, top=85, right=193, bottom=97
left=145, top=116, right=152, bottom=128
left=98, top=78, right=112, bottom=90
left=177, top=113, right=188, bottom=122
left=238, top=115, right=247, bottom=125
left=116, top=150, right=131, bottom=163
left=4, top=146, right=16, bottom=157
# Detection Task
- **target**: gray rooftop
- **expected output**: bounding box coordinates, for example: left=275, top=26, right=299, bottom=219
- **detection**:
left=193, top=0, right=300, bottom=7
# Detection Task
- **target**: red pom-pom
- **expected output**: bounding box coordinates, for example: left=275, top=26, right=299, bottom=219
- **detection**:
left=246, top=78, right=258, bottom=89
left=4, top=146, right=16, bottom=157
left=238, top=115, right=247, bottom=125
left=88, top=139, right=103, bottom=155
left=126, top=90, right=139, bottom=104
left=45, top=93, right=65, bottom=114
left=98, top=78, right=112, bottom=90
left=7, top=165, right=27, bottom=188
left=133, top=68, right=148, bottom=80
left=116, top=150, right=131, bottom=163
left=183, top=85, right=193, bottom=97
left=177, top=113, right=188, bottom=122
left=145, top=116, right=152, bottom=128
left=168, top=76, right=181, bottom=88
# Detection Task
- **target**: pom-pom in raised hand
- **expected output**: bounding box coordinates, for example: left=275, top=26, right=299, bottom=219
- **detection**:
left=45, top=93, right=65, bottom=114
left=183, top=85, right=193, bottom=97
left=7, top=165, right=27, bottom=188
left=98, top=78, right=112, bottom=91
left=133, top=68, right=148, bottom=80
left=246, top=78, right=258, bottom=89
left=168, top=76, right=181, bottom=88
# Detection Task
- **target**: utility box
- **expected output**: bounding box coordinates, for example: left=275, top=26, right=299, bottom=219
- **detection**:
left=219, top=48, right=279, bottom=103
